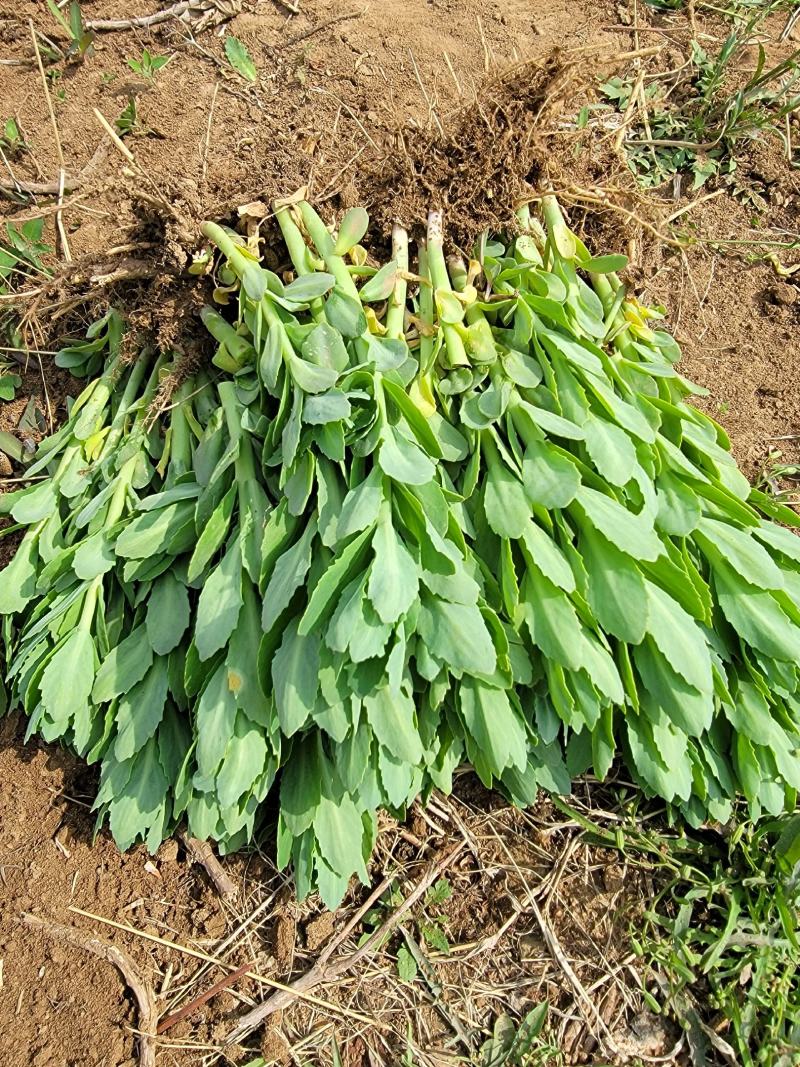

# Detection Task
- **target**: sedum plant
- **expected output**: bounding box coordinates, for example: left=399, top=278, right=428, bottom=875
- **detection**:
left=1, top=196, right=799, bottom=906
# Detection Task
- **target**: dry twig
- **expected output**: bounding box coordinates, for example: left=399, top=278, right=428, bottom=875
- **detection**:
left=178, top=830, right=238, bottom=900
left=224, top=842, right=467, bottom=1045
left=84, top=0, right=224, bottom=31
left=22, top=913, right=157, bottom=1067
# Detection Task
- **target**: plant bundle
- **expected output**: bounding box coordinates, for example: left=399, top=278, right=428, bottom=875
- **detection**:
left=1, top=196, right=799, bottom=905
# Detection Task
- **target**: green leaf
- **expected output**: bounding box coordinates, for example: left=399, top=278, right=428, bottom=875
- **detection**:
left=655, top=470, right=701, bottom=536
left=216, top=710, right=269, bottom=808
left=40, top=629, right=95, bottom=727
left=283, top=272, right=336, bottom=303
left=715, top=563, right=800, bottom=662
left=484, top=461, right=531, bottom=540
left=645, top=582, right=713, bottom=694
left=363, top=685, right=423, bottom=764
left=381, top=377, right=442, bottom=458
left=337, top=467, right=384, bottom=541
left=581, top=526, right=647, bottom=643
left=302, top=389, right=351, bottom=425
left=579, top=253, right=628, bottom=273
left=187, top=482, right=236, bottom=582
left=313, top=792, right=364, bottom=877
left=196, top=663, right=237, bottom=778
left=11, top=481, right=57, bottom=524
left=367, top=513, right=419, bottom=624
left=417, top=596, right=496, bottom=676
left=146, top=571, right=190, bottom=655
left=582, top=415, right=637, bottom=488
left=301, top=322, right=350, bottom=371
left=325, top=287, right=366, bottom=338
left=194, top=537, right=243, bottom=661
left=460, top=678, right=527, bottom=776
left=93, top=625, right=153, bottom=703
left=522, top=440, right=581, bottom=509
left=262, top=520, right=316, bottom=631
left=696, top=517, right=785, bottom=591
left=73, top=532, right=115, bottom=580
left=0, top=535, right=39, bottom=613
left=114, top=657, right=169, bottom=761
left=521, top=566, right=586, bottom=671
left=108, top=738, right=168, bottom=851
left=224, top=36, right=257, bottom=82
left=272, top=620, right=320, bottom=736
left=333, top=208, right=369, bottom=255
left=116, top=501, right=195, bottom=559
left=396, top=943, right=418, bottom=982
left=288, top=353, right=339, bottom=394
left=573, top=486, right=663, bottom=562
left=501, top=348, right=542, bottom=388
left=420, top=922, right=450, bottom=954
left=378, top=426, right=435, bottom=485
left=359, top=260, right=398, bottom=302
left=299, top=524, right=373, bottom=635
left=520, top=522, right=575, bottom=593
left=426, top=878, right=452, bottom=906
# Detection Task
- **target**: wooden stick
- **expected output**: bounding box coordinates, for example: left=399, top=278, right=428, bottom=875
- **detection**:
left=178, top=831, right=238, bottom=900
left=85, top=0, right=208, bottom=31
left=67, top=905, right=381, bottom=1028
left=22, top=913, right=157, bottom=1067
left=157, top=959, right=253, bottom=1034
left=278, top=8, right=363, bottom=49
left=224, top=842, right=466, bottom=1046
left=0, top=177, right=80, bottom=196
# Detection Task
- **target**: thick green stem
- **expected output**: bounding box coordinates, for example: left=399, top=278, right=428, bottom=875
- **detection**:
left=298, top=202, right=360, bottom=299
left=219, top=380, right=257, bottom=489
left=426, top=210, right=469, bottom=368
left=201, top=306, right=254, bottom=366
left=99, top=352, right=168, bottom=464
left=540, top=193, right=577, bottom=264
left=168, top=379, right=196, bottom=479
left=385, top=223, right=408, bottom=340
left=590, top=271, right=638, bottom=360
left=417, top=244, right=436, bottom=376
left=200, top=221, right=251, bottom=274
left=276, top=205, right=326, bottom=324
left=275, top=205, right=314, bottom=275
left=78, top=575, right=103, bottom=631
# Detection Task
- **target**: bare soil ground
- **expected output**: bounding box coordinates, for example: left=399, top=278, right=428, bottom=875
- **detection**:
left=1, top=1, right=799, bottom=1065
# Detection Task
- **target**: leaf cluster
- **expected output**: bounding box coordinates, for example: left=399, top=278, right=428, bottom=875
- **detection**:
left=2, top=196, right=800, bottom=907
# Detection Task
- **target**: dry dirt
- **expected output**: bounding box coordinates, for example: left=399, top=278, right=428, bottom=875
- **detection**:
left=1, top=1, right=799, bottom=1065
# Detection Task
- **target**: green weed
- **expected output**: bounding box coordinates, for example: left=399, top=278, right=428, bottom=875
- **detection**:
left=755, top=446, right=800, bottom=497
left=115, top=98, right=141, bottom=137
left=126, top=48, right=172, bottom=80
left=0, top=118, right=26, bottom=158
left=639, top=813, right=800, bottom=1066
left=45, top=0, right=93, bottom=61
left=600, top=21, right=800, bottom=195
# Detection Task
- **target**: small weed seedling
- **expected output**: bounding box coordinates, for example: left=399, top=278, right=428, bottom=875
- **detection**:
left=638, top=814, right=800, bottom=1066
left=45, top=0, right=94, bottom=61
left=357, top=877, right=454, bottom=982
left=0, top=367, right=21, bottom=402
left=224, top=36, right=257, bottom=83
left=0, top=118, right=26, bottom=158
left=115, top=98, right=141, bottom=137
left=480, top=1005, right=562, bottom=1067
left=756, top=446, right=800, bottom=499
left=127, top=48, right=173, bottom=80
